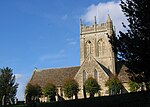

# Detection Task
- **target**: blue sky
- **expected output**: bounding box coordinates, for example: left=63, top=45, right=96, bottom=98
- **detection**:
left=0, top=0, right=127, bottom=101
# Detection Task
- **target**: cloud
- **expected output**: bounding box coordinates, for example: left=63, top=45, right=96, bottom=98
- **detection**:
left=68, top=41, right=77, bottom=45
left=15, top=73, right=29, bottom=101
left=16, top=82, right=26, bottom=101
left=66, top=38, right=77, bottom=45
left=40, top=49, right=65, bottom=61
left=15, top=74, right=23, bottom=80
left=81, top=1, right=128, bottom=34
left=62, top=14, right=68, bottom=20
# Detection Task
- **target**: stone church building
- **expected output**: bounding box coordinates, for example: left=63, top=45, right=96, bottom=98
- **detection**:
left=29, top=15, right=129, bottom=101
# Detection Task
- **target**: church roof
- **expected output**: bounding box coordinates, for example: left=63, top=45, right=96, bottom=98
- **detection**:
left=29, top=60, right=129, bottom=88
left=29, top=66, right=80, bottom=87
left=116, top=62, right=129, bottom=83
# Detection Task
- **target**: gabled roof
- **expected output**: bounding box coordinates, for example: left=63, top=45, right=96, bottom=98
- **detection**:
left=75, top=54, right=112, bottom=80
left=116, top=62, right=129, bottom=83
left=96, top=60, right=113, bottom=77
left=29, top=66, right=80, bottom=87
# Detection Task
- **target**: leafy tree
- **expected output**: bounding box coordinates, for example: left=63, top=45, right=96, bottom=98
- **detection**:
left=85, top=77, right=100, bottom=98
left=109, top=0, right=150, bottom=90
left=146, top=81, right=150, bottom=90
left=25, top=83, right=33, bottom=103
left=105, top=77, right=122, bottom=95
left=0, top=67, right=18, bottom=106
left=128, top=80, right=142, bottom=92
left=25, top=83, right=42, bottom=103
left=43, top=83, right=57, bottom=102
left=63, top=79, right=79, bottom=99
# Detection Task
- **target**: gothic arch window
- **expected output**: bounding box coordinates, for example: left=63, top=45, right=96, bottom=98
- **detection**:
left=94, top=70, right=98, bottom=81
left=83, top=70, right=86, bottom=83
left=91, top=43, right=94, bottom=55
left=86, top=41, right=90, bottom=56
left=98, top=39, right=105, bottom=56
left=86, top=40, right=94, bottom=57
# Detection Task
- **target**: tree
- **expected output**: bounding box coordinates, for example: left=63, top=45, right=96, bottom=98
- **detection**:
left=0, top=67, right=18, bottom=106
left=25, top=83, right=42, bottom=103
left=43, top=83, right=57, bottom=102
left=146, top=81, right=150, bottom=90
left=109, top=0, right=150, bottom=90
left=128, top=80, right=142, bottom=92
left=105, top=77, right=122, bottom=95
left=63, top=79, right=79, bottom=99
left=85, top=77, right=100, bottom=98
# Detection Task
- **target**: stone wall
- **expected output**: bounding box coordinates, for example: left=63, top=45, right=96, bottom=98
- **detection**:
left=80, top=16, right=116, bottom=75
left=75, top=55, right=109, bottom=98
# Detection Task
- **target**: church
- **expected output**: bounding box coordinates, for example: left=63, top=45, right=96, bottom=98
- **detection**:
left=29, top=15, right=129, bottom=101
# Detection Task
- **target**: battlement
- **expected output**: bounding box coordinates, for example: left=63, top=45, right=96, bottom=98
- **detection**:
left=81, top=23, right=107, bottom=34
left=80, top=15, right=113, bottom=35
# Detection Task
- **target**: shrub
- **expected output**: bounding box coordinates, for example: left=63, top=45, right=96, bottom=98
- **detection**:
left=43, top=83, right=57, bottom=102
left=128, top=80, right=142, bottom=92
left=63, top=79, right=79, bottom=99
left=105, top=76, right=122, bottom=95
left=25, top=83, right=42, bottom=103
left=85, top=77, right=100, bottom=98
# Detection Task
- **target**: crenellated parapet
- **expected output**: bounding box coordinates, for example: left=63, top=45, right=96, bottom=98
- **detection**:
left=80, top=15, right=116, bottom=75
left=80, top=15, right=113, bottom=35
left=81, top=23, right=107, bottom=34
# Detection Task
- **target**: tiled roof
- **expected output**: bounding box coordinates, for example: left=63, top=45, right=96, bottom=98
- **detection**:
left=29, top=66, right=80, bottom=87
left=29, top=61, right=129, bottom=88
left=116, top=62, right=129, bottom=83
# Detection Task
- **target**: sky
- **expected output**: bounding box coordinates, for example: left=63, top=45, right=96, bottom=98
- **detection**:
left=0, top=0, right=127, bottom=101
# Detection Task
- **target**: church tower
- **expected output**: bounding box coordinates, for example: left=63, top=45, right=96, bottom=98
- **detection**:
left=80, top=15, right=116, bottom=75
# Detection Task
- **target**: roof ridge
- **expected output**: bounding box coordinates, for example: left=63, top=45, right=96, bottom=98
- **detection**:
left=36, top=66, right=80, bottom=72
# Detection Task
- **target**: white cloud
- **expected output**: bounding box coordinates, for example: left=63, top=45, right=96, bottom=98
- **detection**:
left=68, top=41, right=77, bottom=45
left=15, top=74, right=23, bottom=80
left=81, top=1, right=128, bottom=35
left=62, top=14, right=68, bottom=20
left=66, top=38, right=77, bottom=45
left=15, top=73, right=29, bottom=101
left=16, top=83, right=26, bottom=101
left=40, top=49, right=65, bottom=61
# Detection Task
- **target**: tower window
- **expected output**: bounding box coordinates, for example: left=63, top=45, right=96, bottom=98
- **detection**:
left=86, top=40, right=94, bottom=57
left=98, top=39, right=105, bottom=57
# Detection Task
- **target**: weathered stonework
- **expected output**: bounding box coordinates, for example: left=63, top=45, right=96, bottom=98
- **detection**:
left=80, top=15, right=116, bottom=74
left=76, top=15, right=116, bottom=98
left=29, top=15, right=130, bottom=102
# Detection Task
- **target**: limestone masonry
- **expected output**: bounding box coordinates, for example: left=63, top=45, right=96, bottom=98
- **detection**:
left=29, top=15, right=129, bottom=102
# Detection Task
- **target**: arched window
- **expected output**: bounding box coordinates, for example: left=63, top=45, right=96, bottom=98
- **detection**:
left=91, top=43, right=94, bottom=55
left=94, top=70, right=98, bottom=81
left=86, top=41, right=94, bottom=57
left=98, top=39, right=105, bottom=56
left=83, top=70, right=86, bottom=83
left=86, top=41, right=90, bottom=56
left=102, top=42, right=105, bottom=55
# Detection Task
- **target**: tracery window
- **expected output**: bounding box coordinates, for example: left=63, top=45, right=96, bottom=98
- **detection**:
left=98, top=39, right=105, bottom=56
left=86, top=41, right=90, bottom=56
left=86, top=41, right=94, bottom=57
